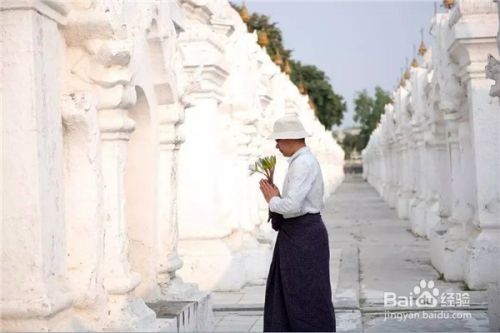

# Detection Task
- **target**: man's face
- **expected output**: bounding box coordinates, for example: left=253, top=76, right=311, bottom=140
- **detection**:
left=275, top=139, right=293, bottom=157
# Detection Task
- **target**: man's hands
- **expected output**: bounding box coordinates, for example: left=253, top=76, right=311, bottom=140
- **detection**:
left=259, top=179, right=280, bottom=203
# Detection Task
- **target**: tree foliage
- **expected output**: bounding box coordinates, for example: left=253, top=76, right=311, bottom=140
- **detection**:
left=290, top=61, right=346, bottom=128
left=353, top=87, right=391, bottom=149
left=230, top=2, right=346, bottom=129
left=339, top=133, right=361, bottom=160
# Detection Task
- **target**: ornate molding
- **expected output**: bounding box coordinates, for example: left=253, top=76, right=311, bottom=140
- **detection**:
left=486, top=54, right=500, bottom=98
left=1, top=0, right=70, bottom=25
left=180, top=0, right=212, bottom=25
left=448, top=0, right=497, bottom=28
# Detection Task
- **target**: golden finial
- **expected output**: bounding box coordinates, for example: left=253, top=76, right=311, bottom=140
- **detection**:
left=404, top=69, right=411, bottom=80
left=239, top=2, right=250, bottom=23
left=403, top=58, right=411, bottom=79
left=283, top=60, right=292, bottom=75
left=443, top=0, right=454, bottom=9
left=399, top=76, right=406, bottom=88
left=257, top=30, right=269, bottom=47
left=411, top=45, right=418, bottom=68
left=273, top=49, right=283, bottom=66
left=418, top=28, right=427, bottom=56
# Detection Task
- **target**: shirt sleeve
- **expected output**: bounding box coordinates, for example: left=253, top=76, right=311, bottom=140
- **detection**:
left=269, top=158, right=316, bottom=215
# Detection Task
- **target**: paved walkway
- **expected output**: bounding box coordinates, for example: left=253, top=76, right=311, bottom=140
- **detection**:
left=212, top=175, right=489, bottom=332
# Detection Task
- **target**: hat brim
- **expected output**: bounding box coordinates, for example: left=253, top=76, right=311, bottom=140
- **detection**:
left=268, top=131, right=312, bottom=140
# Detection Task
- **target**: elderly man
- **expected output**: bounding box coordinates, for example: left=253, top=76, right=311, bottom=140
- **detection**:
left=259, top=115, right=336, bottom=332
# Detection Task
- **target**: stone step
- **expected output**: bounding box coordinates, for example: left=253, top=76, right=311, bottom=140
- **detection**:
left=147, top=292, right=214, bottom=332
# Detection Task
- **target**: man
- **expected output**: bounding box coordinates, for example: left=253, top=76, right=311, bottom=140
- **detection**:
left=259, top=115, right=336, bottom=332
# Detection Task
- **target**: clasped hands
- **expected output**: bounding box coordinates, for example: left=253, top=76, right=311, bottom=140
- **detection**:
left=259, top=179, right=280, bottom=203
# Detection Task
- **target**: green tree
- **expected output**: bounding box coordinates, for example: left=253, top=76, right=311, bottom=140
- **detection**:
left=230, top=2, right=346, bottom=129
left=340, top=132, right=360, bottom=159
left=290, top=61, right=346, bottom=128
left=353, top=86, right=391, bottom=149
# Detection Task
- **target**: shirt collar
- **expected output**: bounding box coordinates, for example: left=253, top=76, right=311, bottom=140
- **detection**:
left=287, top=146, right=310, bottom=164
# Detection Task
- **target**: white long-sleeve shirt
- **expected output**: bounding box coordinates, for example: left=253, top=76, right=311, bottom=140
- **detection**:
left=269, top=146, right=325, bottom=219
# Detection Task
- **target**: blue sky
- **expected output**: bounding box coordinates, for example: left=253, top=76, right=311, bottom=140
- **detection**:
left=238, top=1, right=441, bottom=129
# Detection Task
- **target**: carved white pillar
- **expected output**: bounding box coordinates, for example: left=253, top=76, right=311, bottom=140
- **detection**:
left=156, top=103, right=190, bottom=297
left=387, top=139, right=398, bottom=208
left=61, top=92, right=105, bottom=319
left=394, top=88, right=412, bottom=219
left=424, top=120, right=449, bottom=238
left=449, top=1, right=500, bottom=289
left=397, top=138, right=411, bottom=219
left=409, top=124, right=427, bottom=236
left=1, top=2, right=75, bottom=330
left=90, top=41, right=156, bottom=330
left=485, top=3, right=500, bottom=330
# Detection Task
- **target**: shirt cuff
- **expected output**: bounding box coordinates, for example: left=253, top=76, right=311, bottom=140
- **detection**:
left=269, top=196, right=281, bottom=212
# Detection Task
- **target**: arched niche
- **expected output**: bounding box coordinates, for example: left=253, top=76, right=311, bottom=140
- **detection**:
left=125, top=86, right=159, bottom=299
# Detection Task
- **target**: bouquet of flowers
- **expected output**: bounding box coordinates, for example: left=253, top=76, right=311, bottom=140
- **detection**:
left=249, top=155, right=276, bottom=184
left=249, top=156, right=281, bottom=228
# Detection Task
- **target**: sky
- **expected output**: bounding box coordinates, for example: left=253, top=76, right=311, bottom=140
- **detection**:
left=237, top=1, right=441, bottom=129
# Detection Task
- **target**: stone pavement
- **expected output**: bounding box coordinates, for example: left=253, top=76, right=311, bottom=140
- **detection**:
left=212, top=175, right=490, bottom=332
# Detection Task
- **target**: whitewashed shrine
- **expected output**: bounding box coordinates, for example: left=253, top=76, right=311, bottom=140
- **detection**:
left=1, top=0, right=344, bottom=331
left=363, top=0, right=499, bottom=292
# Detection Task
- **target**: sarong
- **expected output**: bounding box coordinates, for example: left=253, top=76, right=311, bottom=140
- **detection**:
left=264, top=212, right=336, bottom=332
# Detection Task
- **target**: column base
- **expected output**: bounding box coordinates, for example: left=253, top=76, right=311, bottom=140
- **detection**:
left=424, top=199, right=440, bottom=239
left=429, top=219, right=465, bottom=281
left=0, top=307, right=87, bottom=332
left=104, top=294, right=157, bottom=331
left=387, top=185, right=398, bottom=208
left=177, top=239, right=246, bottom=292
left=409, top=197, right=427, bottom=237
left=0, top=289, right=82, bottom=331
left=381, top=183, right=390, bottom=204
left=397, top=192, right=411, bottom=219
left=147, top=290, right=214, bottom=332
left=464, top=229, right=500, bottom=290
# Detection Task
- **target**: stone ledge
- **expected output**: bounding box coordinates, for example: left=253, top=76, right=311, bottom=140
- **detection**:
left=334, top=245, right=360, bottom=310
left=147, top=293, right=214, bottom=333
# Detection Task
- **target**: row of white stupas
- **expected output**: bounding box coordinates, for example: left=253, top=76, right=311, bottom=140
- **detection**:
left=1, top=0, right=344, bottom=331
left=363, top=0, right=499, bottom=294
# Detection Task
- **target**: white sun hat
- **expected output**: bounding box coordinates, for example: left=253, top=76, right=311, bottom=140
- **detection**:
left=269, top=115, right=312, bottom=139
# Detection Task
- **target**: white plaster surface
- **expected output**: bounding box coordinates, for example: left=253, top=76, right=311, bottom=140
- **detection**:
left=363, top=0, right=499, bottom=292
left=1, top=0, right=344, bottom=330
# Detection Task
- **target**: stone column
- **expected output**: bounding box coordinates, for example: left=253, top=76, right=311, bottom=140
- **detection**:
left=0, top=2, right=77, bottom=331
left=449, top=1, right=500, bottom=289
left=430, top=115, right=468, bottom=281
left=397, top=135, right=411, bottom=219
left=89, top=41, right=156, bottom=330
left=61, top=92, right=106, bottom=327
left=394, top=88, right=412, bottom=219
left=156, top=103, right=197, bottom=298
left=61, top=5, right=162, bottom=328
left=423, top=118, right=449, bottom=238
left=409, top=67, right=430, bottom=237
left=485, top=3, right=500, bottom=329
left=99, top=107, right=156, bottom=328
left=409, top=124, right=427, bottom=236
